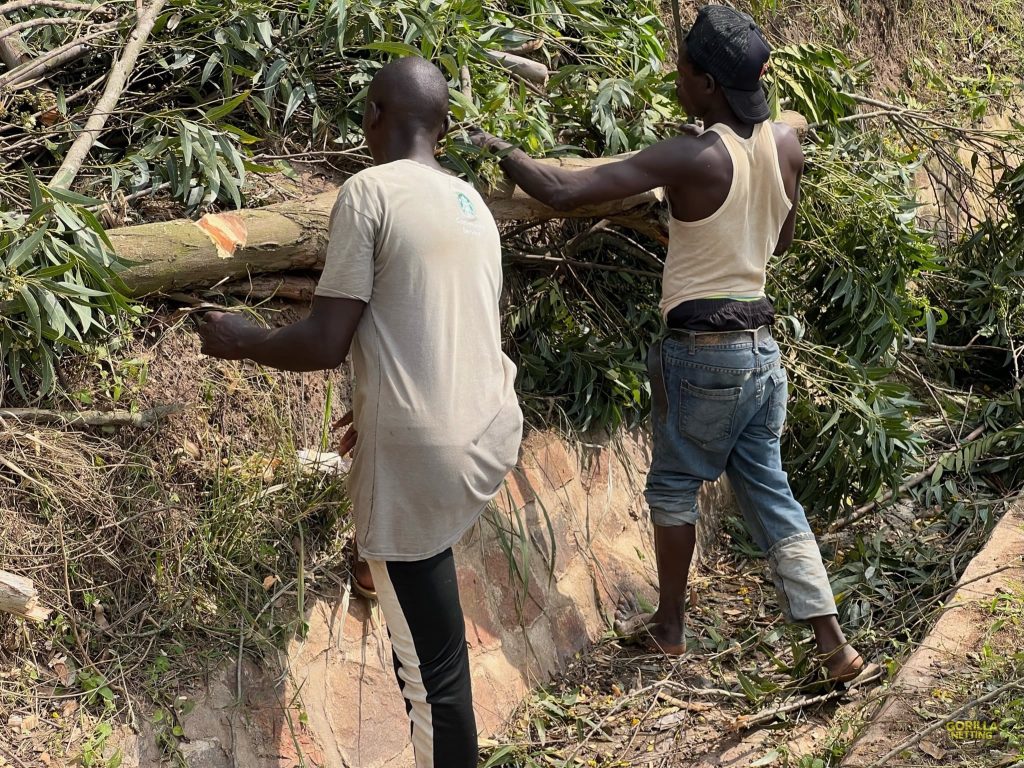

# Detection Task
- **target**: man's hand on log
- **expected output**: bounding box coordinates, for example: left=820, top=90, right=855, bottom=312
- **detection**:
left=467, top=126, right=513, bottom=154
left=196, top=311, right=258, bottom=360
left=680, top=120, right=704, bottom=136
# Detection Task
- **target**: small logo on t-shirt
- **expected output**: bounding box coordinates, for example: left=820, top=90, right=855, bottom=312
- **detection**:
left=456, top=191, right=477, bottom=221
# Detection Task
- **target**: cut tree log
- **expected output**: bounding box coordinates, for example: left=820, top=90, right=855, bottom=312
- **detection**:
left=111, top=156, right=664, bottom=295
left=109, top=111, right=807, bottom=296
left=0, top=570, right=50, bottom=622
left=49, top=0, right=166, bottom=190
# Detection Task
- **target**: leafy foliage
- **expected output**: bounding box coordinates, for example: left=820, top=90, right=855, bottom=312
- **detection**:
left=0, top=176, right=134, bottom=401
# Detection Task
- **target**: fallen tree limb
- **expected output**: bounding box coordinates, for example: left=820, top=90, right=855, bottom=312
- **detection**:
left=825, top=424, right=986, bottom=536
left=0, top=16, right=88, bottom=44
left=0, top=16, right=59, bottom=123
left=50, top=0, right=166, bottom=191
left=0, top=570, right=50, bottom=622
left=0, top=403, right=183, bottom=427
left=0, top=0, right=101, bottom=14
left=0, top=22, right=118, bottom=90
left=110, top=158, right=664, bottom=295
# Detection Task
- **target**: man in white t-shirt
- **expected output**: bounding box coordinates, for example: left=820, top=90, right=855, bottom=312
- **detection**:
left=198, top=57, right=523, bottom=767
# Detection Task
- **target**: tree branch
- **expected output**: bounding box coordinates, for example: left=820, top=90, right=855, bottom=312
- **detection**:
left=0, top=16, right=86, bottom=43
left=0, top=0, right=105, bottom=14
left=49, top=0, right=165, bottom=191
left=0, top=22, right=118, bottom=90
left=0, top=403, right=182, bottom=427
left=825, top=424, right=986, bottom=535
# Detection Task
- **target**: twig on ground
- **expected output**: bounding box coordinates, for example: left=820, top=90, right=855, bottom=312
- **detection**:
left=864, top=679, right=1024, bottom=768
left=655, top=690, right=714, bottom=711
left=0, top=403, right=183, bottom=427
left=733, top=666, right=883, bottom=730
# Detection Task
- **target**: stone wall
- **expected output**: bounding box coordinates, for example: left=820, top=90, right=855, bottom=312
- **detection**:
left=145, top=428, right=730, bottom=767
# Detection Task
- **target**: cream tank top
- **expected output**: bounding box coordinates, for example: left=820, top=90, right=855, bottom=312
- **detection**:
left=659, top=120, right=793, bottom=320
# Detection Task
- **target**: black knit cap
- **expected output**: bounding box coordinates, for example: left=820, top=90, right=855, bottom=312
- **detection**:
left=684, top=4, right=772, bottom=124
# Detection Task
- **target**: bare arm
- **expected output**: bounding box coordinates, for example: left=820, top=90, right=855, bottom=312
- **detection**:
left=197, top=295, right=365, bottom=371
left=471, top=129, right=697, bottom=211
left=773, top=125, right=805, bottom=256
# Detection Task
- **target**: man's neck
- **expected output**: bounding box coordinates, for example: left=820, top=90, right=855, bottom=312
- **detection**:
left=699, top=104, right=754, bottom=138
left=375, top=132, right=443, bottom=170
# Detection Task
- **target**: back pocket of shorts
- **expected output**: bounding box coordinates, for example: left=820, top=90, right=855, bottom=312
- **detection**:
left=679, top=380, right=742, bottom=449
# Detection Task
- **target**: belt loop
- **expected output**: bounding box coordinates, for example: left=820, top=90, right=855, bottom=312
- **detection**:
left=688, top=331, right=695, bottom=355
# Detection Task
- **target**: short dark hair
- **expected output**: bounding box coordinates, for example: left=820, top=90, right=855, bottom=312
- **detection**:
left=367, top=57, right=450, bottom=133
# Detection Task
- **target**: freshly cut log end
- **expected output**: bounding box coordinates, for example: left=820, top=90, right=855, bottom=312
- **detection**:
left=0, top=570, right=51, bottom=622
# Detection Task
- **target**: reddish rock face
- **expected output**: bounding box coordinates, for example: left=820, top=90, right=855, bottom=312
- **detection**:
left=170, top=429, right=734, bottom=768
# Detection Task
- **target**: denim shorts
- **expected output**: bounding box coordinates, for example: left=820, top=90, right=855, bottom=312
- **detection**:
left=643, top=328, right=837, bottom=621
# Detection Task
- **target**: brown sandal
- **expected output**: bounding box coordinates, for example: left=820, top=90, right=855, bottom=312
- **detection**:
left=819, top=645, right=880, bottom=686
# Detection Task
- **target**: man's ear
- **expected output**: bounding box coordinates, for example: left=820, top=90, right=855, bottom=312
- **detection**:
left=703, top=73, right=716, bottom=94
left=365, top=100, right=382, bottom=130
left=438, top=113, right=452, bottom=141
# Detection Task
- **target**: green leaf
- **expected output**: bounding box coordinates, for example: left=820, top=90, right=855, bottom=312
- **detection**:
left=284, top=86, right=305, bottom=124
left=6, top=227, right=46, bottom=269
left=46, top=186, right=102, bottom=207
left=18, top=285, right=41, bottom=339
left=206, top=90, right=252, bottom=123
left=361, top=41, right=422, bottom=58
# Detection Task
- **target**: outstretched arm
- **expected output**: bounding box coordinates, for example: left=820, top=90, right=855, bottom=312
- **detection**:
left=470, top=129, right=695, bottom=212
left=197, top=295, right=365, bottom=371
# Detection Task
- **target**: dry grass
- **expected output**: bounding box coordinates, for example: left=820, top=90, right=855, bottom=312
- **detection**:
left=0, top=311, right=354, bottom=766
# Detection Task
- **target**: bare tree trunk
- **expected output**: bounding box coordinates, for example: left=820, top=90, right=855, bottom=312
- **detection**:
left=49, top=0, right=166, bottom=190
left=0, top=570, right=50, bottom=622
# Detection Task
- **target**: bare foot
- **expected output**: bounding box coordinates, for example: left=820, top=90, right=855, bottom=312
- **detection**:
left=642, top=622, right=686, bottom=656
left=614, top=611, right=654, bottom=636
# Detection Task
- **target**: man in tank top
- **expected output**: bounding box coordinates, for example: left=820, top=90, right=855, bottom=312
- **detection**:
left=470, top=4, right=868, bottom=683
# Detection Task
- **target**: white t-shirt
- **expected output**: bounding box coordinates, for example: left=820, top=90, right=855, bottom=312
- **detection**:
left=316, top=159, right=523, bottom=561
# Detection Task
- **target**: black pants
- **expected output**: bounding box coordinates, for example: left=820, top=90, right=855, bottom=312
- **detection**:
left=366, top=549, right=476, bottom=767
